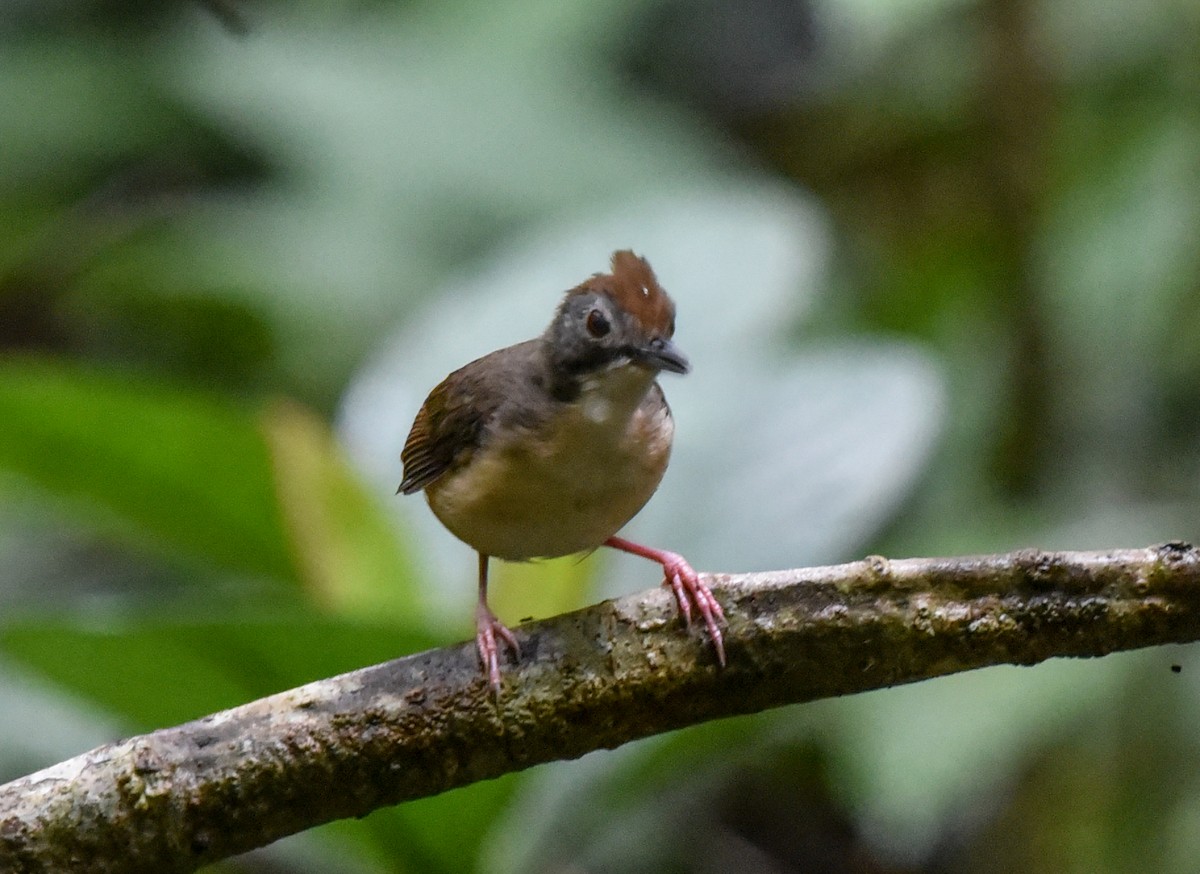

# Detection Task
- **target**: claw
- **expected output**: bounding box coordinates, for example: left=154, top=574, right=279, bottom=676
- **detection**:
left=666, top=570, right=693, bottom=626
left=662, top=554, right=726, bottom=667
left=476, top=602, right=520, bottom=694
left=605, top=536, right=726, bottom=666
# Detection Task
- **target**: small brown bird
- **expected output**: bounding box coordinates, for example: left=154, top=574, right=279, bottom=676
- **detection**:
left=398, top=250, right=725, bottom=691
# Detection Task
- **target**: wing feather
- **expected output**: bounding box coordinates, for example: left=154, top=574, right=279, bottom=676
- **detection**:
left=398, top=377, right=477, bottom=494
left=397, top=340, right=542, bottom=494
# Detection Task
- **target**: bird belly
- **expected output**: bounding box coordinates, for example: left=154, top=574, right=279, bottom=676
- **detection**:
left=425, top=403, right=673, bottom=561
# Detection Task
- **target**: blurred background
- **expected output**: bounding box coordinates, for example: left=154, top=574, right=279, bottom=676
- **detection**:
left=2, top=0, right=1199, bottom=871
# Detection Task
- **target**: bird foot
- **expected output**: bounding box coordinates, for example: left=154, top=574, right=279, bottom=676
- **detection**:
left=604, top=537, right=725, bottom=665
left=476, top=603, right=520, bottom=693
left=658, top=550, right=726, bottom=667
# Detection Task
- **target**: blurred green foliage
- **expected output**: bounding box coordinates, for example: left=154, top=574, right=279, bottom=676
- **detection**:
left=0, top=359, right=293, bottom=579
left=2, top=0, right=1200, bottom=872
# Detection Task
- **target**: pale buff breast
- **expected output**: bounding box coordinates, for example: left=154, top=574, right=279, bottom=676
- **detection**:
left=425, top=370, right=674, bottom=561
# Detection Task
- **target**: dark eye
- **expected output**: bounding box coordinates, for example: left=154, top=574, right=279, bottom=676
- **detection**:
left=585, top=309, right=610, bottom=338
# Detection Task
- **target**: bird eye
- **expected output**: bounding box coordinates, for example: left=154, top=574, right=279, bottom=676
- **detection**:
left=585, top=309, right=610, bottom=338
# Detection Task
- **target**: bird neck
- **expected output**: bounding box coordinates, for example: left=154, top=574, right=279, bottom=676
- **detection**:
left=538, top=340, right=658, bottom=419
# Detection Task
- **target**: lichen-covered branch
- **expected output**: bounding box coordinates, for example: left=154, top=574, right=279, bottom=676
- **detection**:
left=3, top=543, right=1200, bottom=873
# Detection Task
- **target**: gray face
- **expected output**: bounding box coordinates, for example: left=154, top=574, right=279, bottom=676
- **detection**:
left=544, top=292, right=689, bottom=382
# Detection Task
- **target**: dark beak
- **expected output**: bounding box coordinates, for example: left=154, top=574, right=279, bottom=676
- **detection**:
left=638, top=336, right=690, bottom=375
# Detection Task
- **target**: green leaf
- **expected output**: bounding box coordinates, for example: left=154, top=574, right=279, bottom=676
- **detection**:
left=0, top=615, right=438, bottom=730
left=490, top=553, right=601, bottom=627
left=0, top=358, right=296, bottom=580
left=263, top=399, right=427, bottom=624
left=323, top=775, right=523, bottom=874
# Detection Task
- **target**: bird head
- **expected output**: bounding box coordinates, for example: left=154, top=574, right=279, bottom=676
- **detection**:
left=544, top=250, right=689, bottom=378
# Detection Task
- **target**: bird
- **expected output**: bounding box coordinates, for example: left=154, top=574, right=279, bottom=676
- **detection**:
left=398, top=250, right=725, bottom=692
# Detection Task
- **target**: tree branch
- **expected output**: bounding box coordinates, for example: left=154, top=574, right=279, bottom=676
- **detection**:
left=3, top=543, right=1200, bottom=873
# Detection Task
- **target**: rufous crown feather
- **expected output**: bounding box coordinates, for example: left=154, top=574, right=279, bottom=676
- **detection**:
left=572, top=250, right=676, bottom=337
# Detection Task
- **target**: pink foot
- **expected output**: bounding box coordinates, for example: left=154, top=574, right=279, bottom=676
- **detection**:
left=476, top=602, right=520, bottom=693
left=605, top=537, right=726, bottom=666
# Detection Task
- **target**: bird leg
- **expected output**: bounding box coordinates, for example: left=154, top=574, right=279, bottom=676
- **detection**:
left=475, top=553, right=520, bottom=692
left=604, top=536, right=726, bottom=666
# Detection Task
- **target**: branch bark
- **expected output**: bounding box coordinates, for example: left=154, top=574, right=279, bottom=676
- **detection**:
left=3, top=543, right=1200, bottom=873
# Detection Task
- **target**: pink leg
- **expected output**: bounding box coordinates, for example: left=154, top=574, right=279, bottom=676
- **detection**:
left=475, top=553, right=520, bottom=693
left=604, top=536, right=726, bottom=666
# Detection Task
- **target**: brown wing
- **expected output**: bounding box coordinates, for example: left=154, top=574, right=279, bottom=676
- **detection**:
left=397, top=340, right=542, bottom=495
left=397, top=375, right=480, bottom=494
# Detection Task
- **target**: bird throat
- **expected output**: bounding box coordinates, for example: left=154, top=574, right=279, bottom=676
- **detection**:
left=576, top=358, right=653, bottom=425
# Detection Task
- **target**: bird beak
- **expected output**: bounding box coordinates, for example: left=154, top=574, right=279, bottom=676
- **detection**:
left=638, top=337, right=690, bottom=375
